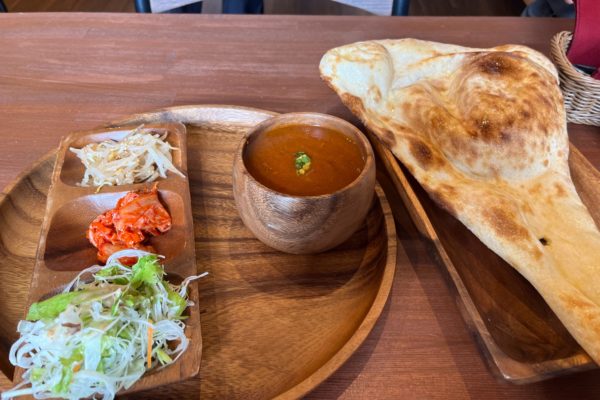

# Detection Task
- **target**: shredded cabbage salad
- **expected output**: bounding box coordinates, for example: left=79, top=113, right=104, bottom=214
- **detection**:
left=3, top=250, right=206, bottom=400
left=70, top=126, right=185, bottom=188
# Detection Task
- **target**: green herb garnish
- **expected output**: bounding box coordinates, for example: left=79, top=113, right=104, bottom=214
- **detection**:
left=295, top=151, right=312, bottom=175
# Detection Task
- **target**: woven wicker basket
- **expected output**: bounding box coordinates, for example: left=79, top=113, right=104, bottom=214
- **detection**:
left=550, top=31, right=600, bottom=126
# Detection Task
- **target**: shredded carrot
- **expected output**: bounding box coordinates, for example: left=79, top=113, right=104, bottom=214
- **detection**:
left=147, top=320, right=154, bottom=369
left=73, top=363, right=81, bottom=373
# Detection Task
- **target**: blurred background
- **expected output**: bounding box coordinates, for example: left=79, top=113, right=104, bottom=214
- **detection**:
left=1, top=0, right=529, bottom=16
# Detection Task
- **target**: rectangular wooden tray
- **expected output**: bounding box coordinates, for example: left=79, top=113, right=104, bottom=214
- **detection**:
left=20, top=122, right=201, bottom=394
left=369, top=134, right=599, bottom=383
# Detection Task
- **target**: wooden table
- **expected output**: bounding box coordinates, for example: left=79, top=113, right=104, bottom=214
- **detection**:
left=1, top=13, right=599, bottom=399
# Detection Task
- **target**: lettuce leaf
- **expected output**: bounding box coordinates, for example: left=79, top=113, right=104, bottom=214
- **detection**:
left=26, top=292, right=81, bottom=321
left=165, top=284, right=187, bottom=317
left=130, top=255, right=164, bottom=288
left=27, top=286, right=118, bottom=321
left=96, top=265, right=128, bottom=285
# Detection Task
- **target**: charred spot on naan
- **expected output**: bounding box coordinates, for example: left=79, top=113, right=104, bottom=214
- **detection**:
left=554, top=182, right=568, bottom=198
left=340, top=93, right=367, bottom=121
left=368, top=86, right=383, bottom=103
left=470, top=51, right=528, bottom=79
left=483, top=206, right=529, bottom=241
left=406, top=137, right=445, bottom=170
left=558, top=292, right=600, bottom=331
left=528, top=182, right=543, bottom=197
left=538, top=237, right=550, bottom=246
left=377, top=128, right=397, bottom=148
left=521, top=201, right=534, bottom=215
left=337, top=92, right=398, bottom=149
left=409, top=138, right=433, bottom=168
left=531, top=246, right=544, bottom=260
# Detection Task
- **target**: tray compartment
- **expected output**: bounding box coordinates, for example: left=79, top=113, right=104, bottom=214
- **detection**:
left=59, top=123, right=185, bottom=188
left=43, top=188, right=188, bottom=272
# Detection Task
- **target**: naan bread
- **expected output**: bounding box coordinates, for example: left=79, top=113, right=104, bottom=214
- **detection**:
left=320, top=39, right=600, bottom=363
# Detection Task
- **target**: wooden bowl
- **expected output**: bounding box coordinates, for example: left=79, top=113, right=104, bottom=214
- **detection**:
left=232, top=112, right=376, bottom=254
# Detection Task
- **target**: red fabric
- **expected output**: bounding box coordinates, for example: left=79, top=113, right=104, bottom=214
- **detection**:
left=567, top=0, right=600, bottom=69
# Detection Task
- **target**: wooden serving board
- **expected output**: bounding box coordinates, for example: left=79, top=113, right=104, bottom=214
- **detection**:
left=369, top=132, right=599, bottom=383
left=0, top=105, right=397, bottom=399
left=15, top=121, right=202, bottom=395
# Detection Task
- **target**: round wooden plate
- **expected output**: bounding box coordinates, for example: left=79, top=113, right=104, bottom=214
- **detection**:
left=0, top=105, right=397, bottom=399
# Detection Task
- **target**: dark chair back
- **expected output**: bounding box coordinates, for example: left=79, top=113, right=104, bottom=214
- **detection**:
left=134, top=0, right=151, bottom=12
left=392, top=0, right=410, bottom=16
left=134, top=0, right=407, bottom=16
left=134, top=0, right=203, bottom=13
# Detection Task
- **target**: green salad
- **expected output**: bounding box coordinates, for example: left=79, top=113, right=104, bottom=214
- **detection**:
left=3, top=250, right=205, bottom=400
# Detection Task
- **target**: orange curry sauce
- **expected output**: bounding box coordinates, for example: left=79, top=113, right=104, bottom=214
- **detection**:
left=244, top=124, right=365, bottom=196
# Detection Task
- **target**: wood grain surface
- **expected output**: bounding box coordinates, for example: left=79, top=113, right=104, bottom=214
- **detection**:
left=0, top=106, right=397, bottom=399
left=1, top=13, right=600, bottom=399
